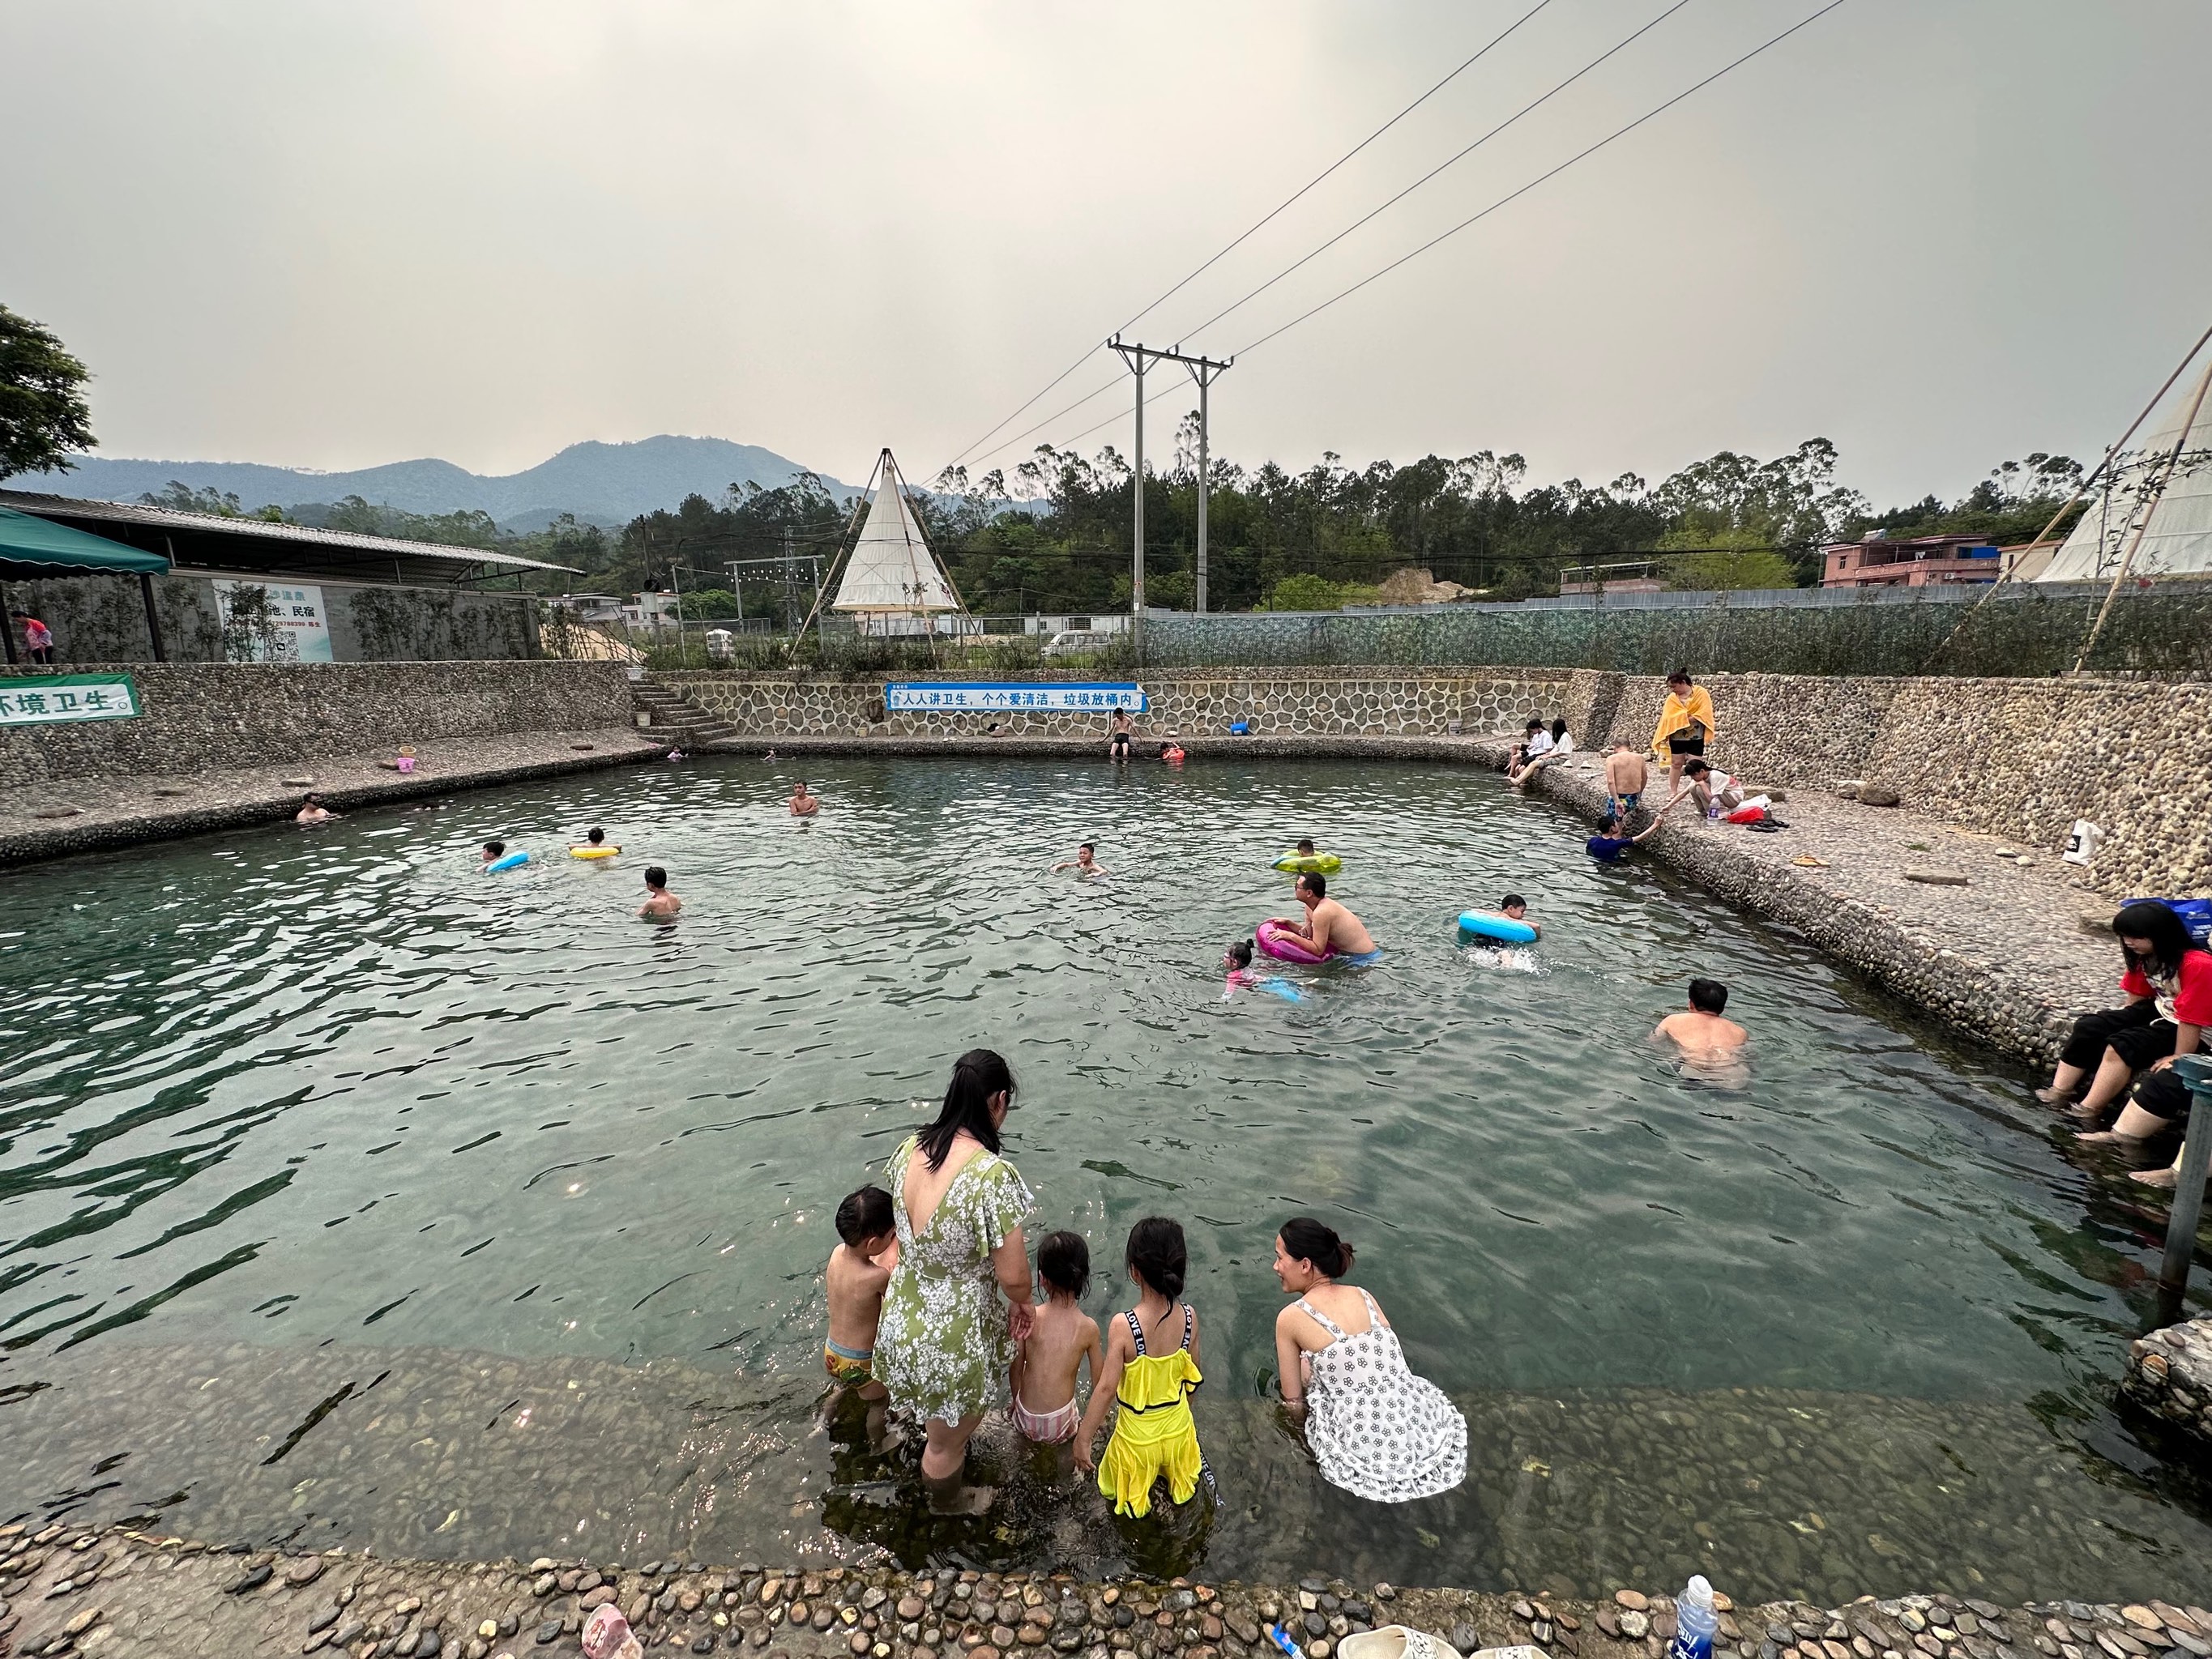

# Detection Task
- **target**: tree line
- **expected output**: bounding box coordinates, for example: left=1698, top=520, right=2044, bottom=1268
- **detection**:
left=2, top=299, right=2085, bottom=617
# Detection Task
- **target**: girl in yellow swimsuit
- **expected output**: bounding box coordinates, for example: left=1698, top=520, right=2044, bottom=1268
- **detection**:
left=1074, top=1216, right=1211, bottom=1518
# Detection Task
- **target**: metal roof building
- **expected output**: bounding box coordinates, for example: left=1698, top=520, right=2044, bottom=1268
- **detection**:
left=0, top=490, right=579, bottom=585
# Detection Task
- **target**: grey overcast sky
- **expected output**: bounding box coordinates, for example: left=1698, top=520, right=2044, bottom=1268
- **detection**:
left=4, top=0, right=2207, bottom=504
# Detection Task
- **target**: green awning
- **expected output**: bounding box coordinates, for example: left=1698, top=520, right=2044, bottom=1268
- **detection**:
left=0, top=505, right=172, bottom=574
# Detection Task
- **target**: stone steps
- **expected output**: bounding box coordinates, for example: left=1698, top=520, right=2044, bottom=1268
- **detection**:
left=631, top=679, right=737, bottom=744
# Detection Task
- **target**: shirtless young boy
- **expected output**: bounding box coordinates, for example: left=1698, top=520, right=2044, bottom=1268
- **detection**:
left=1655, top=979, right=1749, bottom=1060
left=1053, top=842, right=1109, bottom=878
left=637, top=865, right=683, bottom=919
left=1604, top=741, right=1650, bottom=822
left=826, top=1185, right=899, bottom=1403
left=1010, top=1230, right=1102, bottom=1449
left=1278, top=872, right=1379, bottom=962
left=788, top=782, right=820, bottom=817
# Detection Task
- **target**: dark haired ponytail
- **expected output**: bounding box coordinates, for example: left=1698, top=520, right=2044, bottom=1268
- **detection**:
left=1125, top=1216, right=1187, bottom=1300
left=1280, top=1216, right=1353, bottom=1278
left=917, top=1047, right=1014, bottom=1171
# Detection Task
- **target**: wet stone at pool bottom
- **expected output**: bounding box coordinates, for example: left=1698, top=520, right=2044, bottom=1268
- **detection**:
left=3, top=1337, right=2210, bottom=1604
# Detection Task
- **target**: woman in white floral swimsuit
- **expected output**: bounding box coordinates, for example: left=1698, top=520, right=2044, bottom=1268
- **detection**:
left=1270, top=1217, right=1466, bottom=1503
left=873, top=1049, right=1036, bottom=1512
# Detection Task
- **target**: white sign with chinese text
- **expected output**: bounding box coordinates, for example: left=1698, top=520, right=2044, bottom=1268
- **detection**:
left=213, top=580, right=335, bottom=663
left=0, top=674, right=141, bottom=726
left=883, top=681, right=1147, bottom=713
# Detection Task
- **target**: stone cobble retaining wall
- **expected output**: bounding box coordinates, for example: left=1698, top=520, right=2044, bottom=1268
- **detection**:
left=1591, top=674, right=2212, bottom=898
left=662, top=669, right=1604, bottom=742
left=0, top=662, right=637, bottom=789
left=668, top=666, right=2205, bottom=894
left=2, top=1522, right=2203, bottom=1659
left=2120, top=1317, right=2212, bottom=1445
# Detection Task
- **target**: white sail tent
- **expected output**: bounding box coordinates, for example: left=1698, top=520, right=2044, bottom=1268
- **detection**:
left=829, top=449, right=963, bottom=614
left=2039, top=359, right=2212, bottom=581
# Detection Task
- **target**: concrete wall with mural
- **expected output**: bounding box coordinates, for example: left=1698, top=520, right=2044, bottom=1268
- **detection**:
left=0, top=661, right=636, bottom=787
left=1, top=571, right=539, bottom=663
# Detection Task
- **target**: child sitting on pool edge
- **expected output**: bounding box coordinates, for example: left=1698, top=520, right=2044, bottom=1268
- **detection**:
left=1012, top=1230, right=1102, bottom=1448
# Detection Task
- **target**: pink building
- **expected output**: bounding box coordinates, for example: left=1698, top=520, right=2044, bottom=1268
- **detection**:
left=1821, top=532, right=2003, bottom=588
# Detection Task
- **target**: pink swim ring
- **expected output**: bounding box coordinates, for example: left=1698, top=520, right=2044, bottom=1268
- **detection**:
left=1255, top=919, right=1333, bottom=964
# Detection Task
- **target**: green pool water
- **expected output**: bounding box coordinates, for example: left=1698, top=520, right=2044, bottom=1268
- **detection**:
left=1, top=756, right=2205, bottom=1600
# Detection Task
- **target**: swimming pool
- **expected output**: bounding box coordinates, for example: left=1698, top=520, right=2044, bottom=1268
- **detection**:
left=1, top=756, right=2205, bottom=1600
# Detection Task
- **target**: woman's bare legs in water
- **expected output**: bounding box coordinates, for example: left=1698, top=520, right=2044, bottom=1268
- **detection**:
left=920, top=1411, right=993, bottom=1514
left=2063, top=1047, right=2139, bottom=1121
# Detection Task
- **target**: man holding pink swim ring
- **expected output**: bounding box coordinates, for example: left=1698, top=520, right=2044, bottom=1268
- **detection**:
left=1270, top=872, right=1378, bottom=964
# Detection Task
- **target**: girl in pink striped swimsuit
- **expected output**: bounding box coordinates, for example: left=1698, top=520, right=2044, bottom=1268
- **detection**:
left=1011, top=1230, right=1101, bottom=1445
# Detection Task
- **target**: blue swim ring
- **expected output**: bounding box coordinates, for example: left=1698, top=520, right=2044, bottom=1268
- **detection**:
left=485, top=851, right=530, bottom=873
left=1458, top=909, right=1536, bottom=945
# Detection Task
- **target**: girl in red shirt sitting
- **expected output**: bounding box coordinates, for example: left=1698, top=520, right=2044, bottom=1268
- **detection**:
left=2043, top=902, right=2210, bottom=1145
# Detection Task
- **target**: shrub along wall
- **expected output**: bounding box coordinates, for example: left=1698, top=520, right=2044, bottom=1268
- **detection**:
left=2, top=571, right=539, bottom=663
left=1141, top=585, right=2212, bottom=678
left=0, top=662, right=636, bottom=787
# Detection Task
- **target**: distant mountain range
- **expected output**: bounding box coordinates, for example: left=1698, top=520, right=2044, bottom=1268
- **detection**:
left=20, top=436, right=857, bottom=533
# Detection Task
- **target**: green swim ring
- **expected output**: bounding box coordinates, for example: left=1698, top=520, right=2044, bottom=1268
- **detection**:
left=1272, top=851, right=1343, bottom=874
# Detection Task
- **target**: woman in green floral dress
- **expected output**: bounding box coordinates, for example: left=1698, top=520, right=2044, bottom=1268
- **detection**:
left=874, top=1048, right=1036, bottom=1511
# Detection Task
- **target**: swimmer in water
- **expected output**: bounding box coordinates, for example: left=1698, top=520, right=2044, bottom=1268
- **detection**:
left=1463, top=893, right=1540, bottom=940
left=570, top=825, right=620, bottom=855
left=480, top=839, right=508, bottom=868
left=1053, top=842, right=1108, bottom=878
left=1274, top=872, right=1378, bottom=962
left=1223, top=937, right=1302, bottom=1001
left=294, top=792, right=340, bottom=825
left=1655, top=979, right=1748, bottom=1061
left=789, top=781, right=820, bottom=817
left=1160, top=741, right=1185, bottom=766
left=637, top=864, right=682, bottom=920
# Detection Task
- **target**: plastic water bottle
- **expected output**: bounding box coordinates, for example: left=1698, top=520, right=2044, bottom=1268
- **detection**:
left=1668, top=1576, right=1719, bottom=1659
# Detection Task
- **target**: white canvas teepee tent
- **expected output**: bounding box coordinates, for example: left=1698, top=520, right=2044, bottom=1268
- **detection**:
left=2039, top=359, right=2212, bottom=581
left=829, top=450, right=963, bottom=615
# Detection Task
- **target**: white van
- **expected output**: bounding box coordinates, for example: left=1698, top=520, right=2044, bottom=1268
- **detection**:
left=1040, top=630, right=1110, bottom=661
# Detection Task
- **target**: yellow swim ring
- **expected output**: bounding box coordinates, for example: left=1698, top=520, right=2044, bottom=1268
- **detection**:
left=570, top=846, right=621, bottom=859
left=1271, top=851, right=1342, bottom=874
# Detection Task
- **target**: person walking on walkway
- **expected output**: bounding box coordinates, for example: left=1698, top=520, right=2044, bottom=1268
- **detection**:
left=873, top=1048, right=1036, bottom=1513
left=1650, top=669, right=1716, bottom=797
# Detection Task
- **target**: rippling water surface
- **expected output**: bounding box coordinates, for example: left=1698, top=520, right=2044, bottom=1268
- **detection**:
left=2, top=757, right=2206, bottom=1598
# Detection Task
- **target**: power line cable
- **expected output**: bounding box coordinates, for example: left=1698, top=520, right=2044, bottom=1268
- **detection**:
left=936, top=0, right=1554, bottom=473
left=971, top=0, right=1848, bottom=480
left=1175, top=0, right=1691, bottom=346
left=1223, top=0, right=1850, bottom=360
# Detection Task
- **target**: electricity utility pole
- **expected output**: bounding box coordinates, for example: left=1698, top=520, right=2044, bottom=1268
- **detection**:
left=1185, top=352, right=1232, bottom=612
left=1109, top=339, right=1232, bottom=652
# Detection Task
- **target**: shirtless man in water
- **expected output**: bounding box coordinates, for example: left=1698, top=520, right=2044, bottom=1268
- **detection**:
left=1655, top=979, right=1747, bottom=1060
left=788, top=781, right=820, bottom=817
left=1277, top=872, right=1378, bottom=962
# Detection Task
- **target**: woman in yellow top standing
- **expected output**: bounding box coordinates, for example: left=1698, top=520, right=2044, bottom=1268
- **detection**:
left=1650, top=668, right=1718, bottom=799
left=1074, top=1217, right=1211, bottom=1518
